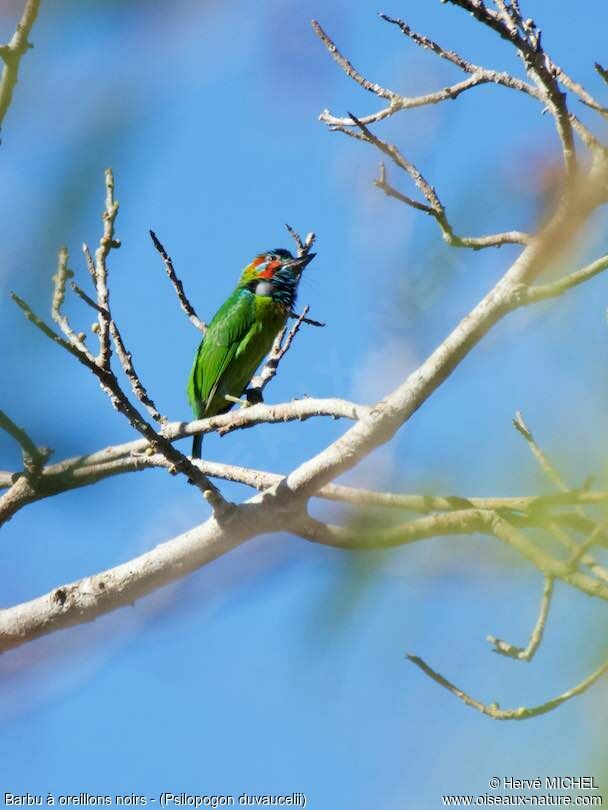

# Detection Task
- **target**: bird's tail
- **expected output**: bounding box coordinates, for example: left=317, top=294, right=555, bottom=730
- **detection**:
left=192, top=433, right=203, bottom=460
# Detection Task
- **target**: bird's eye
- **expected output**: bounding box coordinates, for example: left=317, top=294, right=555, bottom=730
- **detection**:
left=267, top=254, right=277, bottom=262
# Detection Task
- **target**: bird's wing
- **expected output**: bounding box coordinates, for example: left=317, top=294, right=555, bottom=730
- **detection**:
left=188, top=290, right=256, bottom=415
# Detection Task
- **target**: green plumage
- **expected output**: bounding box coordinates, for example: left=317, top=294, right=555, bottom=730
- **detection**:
left=187, top=247, right=315, bottom=459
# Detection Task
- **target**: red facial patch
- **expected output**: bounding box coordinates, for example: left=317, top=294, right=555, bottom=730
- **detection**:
left=252, top=256, right=265, bottom=268
left=259, top=259, right=281, bottom=278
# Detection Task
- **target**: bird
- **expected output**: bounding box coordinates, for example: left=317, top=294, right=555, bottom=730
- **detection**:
left=187, top=247, right=316, bottom=458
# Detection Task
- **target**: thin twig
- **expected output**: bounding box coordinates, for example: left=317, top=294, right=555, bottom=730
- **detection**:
left=149, top=230, right=206, bottom=333
left=93, top=168, right=120, bottom=368
left=442, top=0, right=577, bottom=177
left=247, top=224, right=320, bottom=397
left=0, top=408, right=50, bottom=471
left=109, top=321, right=167, bottom=425
left=406, top=653, right=608, bottom=720
left=379, top=11, right=538, bottom=101
left=568, top=519, right=608, bottom=572
left=0, top=0, right=42, bottom=131
left=513, top=410, right=608, bottom=582
left=249, top=306, right=311, bottom=397
left=487, top=576, right=554, bottom=661
left=512, top=411, right=567, bottom=491
left=523, top=254, right=608, bottom=303
left=547, top=522, right=608, bottom=586
left=51, top=247, right=95, bottom=361
left=376, top=162, right=529, bottom=248
left=351, top=118, right=529, bottom=250
left=285, top=223, right=316, bottom=257
left=311, top=20, right=396, bottom=101
left=13, top=173, right=229, bottom=514
left=313, top=14, right=540, bottom=129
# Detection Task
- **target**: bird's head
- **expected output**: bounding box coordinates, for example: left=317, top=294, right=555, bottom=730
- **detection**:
left=239, top=248, right=316, bottom=309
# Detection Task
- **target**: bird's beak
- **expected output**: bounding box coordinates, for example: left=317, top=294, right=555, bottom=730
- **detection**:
left=285, top=253, right=316, bottom=272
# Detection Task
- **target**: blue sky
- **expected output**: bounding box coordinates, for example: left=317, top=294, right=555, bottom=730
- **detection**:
left=1, top=0, right=608, bottom=806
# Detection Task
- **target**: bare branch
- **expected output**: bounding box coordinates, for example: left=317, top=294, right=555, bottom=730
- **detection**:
left=13, top=172, right=232, bottom=513
left=149, top=230, right=207, bottom=334
left=338, top=120, right=530, bottom=250
left=284, top=225, right=324, bottom=326
left=511, top=413, right=608, bottom=582
left=82, top=242, right=95, bottom=283
left=14, top=283, right=228, bottom=508
left=4, top=500, right=608, bottom=654
left=0, top=398, right=365, bottom=527
left=108, top=320, right=167, bottom=426
left=568, top=519, right=608, bottom=572
left=69, top=278, right=166, bottom=425
left=546, top=522, right=608, bottom=586
left=513, top=411, right=568, bottom=491
left=51, top=247, right=95, bottom=361
left=285, top=223, right=316, bottom=258
left=319, top=75, right=492, bottom=128
left=554, top=65, right=608, bottom=119
left=523, top=254, right=608, bottom=303
left=379, top=13, right=539, bottom=99
left=11, top=292, right=88, bottom=366
left=487, top=576, right=554, bottom=661
left=406, top=652, right=608, bottom=720
left=0, top=506, right=271, bottom=653
left=442, top=0, right=577, bottom=176
left=311, top=19, right=395, bottom=101
left=375, top=162, right=530, bottom=249
left=0, top=408, right=50, bottom=472
left=93, top=168, right=120, bottom=368
left=0, top=0, right=42, bottom=131
left=313, top=13, right=542, bottom=129
left=249, top=306, right=311, bottom=398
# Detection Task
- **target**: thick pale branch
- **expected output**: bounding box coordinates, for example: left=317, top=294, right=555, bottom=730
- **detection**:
left=0, top=506, right=271, bottom=653
left=3, top=499, right=608, bottom=654
left=280, top=182, right=607, bottom=529
left=0, top=397, right=363, bottom=526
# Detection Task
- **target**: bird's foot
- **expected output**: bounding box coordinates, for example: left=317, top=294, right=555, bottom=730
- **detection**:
left=224, top=393, right=251, bottom=408
left=245, top=387, right=264, bottom=406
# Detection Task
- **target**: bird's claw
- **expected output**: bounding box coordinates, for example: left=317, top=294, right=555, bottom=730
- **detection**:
left=245, top=387, right=264, bottom=406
